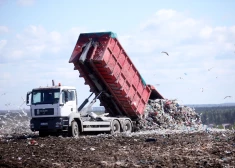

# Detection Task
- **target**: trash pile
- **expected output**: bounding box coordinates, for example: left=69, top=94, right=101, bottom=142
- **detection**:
left=0, top=111, right=32, bottom=136
left=137, top=99, right=202, bottom=131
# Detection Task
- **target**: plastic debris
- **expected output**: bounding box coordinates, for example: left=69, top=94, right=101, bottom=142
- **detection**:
left=138, top=99, right=202, bottom=131
left=90, top=147, right=95, bottom=151
left=28, top=139, right=38, bottom=145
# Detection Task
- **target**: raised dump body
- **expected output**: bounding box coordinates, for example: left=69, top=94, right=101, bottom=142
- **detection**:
left=69, top=32, right=163, bottom=120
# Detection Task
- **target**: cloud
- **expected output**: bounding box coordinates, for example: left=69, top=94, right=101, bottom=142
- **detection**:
left=119, top=9, right=235, bottom=63
left=0, top=0, right=7, bottom=6
left=199, top=26, right=213, bottom=39
left=0, top=26, right=9, bottom=34
left=17, top=0, right=35, bottom=6
left=0, top=25, right=86, bottom=63
left=0, top=25, right=87, bottom=109
left=0, top=39, right=7, bottom=50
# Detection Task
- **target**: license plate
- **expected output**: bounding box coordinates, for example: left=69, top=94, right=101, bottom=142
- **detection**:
left=41, top=123, right=48, bottom=126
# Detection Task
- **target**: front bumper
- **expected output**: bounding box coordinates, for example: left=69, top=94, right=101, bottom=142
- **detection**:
left=30, top=117, right=69, bottom=132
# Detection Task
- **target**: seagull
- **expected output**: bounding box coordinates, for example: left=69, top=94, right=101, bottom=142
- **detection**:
left=161, top=51, right=169, bottom=56
left=5, top=103, right=10, bottom=106
left=19, top=107, right=27, bottom=116
left=19, top=96, right=26, bottom=108
left=177, top=77, right=183, bottom=80
left=208, top=67, right=214, bottom=71
left=224, top=96, right=232, bottom=99
left=200, top=88, right=204, bottom=92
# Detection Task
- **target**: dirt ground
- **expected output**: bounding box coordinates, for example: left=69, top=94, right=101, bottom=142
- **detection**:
left=0, top=130, right=234, bottom=168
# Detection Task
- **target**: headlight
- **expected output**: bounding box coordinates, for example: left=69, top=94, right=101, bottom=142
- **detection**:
left=55, top=122, right=62, bottom=127
left=55, top=118, right=63, bottom=127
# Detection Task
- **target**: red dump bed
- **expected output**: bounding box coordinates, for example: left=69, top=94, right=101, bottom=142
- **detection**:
left=69, top=32, right=163, bottom=120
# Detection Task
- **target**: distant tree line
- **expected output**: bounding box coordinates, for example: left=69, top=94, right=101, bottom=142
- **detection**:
left=194, top=106, right=235, bottom=125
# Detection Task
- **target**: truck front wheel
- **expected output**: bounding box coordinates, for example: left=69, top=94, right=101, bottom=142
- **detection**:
left=111, top=120, right=120, bottom=134
left=70, top=121, right=79, bottom=138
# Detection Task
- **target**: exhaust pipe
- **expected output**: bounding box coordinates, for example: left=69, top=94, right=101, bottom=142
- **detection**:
left=52, top=80, right=55, bottom=86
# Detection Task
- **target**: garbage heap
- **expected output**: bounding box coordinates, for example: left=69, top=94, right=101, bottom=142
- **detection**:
left=137, top=99, right=202, bottom=131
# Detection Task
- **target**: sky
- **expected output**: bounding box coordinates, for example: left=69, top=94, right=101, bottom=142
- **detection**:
left=0, top=0, right=235, bottom=110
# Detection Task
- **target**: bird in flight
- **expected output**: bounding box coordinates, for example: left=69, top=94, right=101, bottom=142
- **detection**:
left=161, top=51, right=169, bottom=56
left=19, top=96, right=26, bottom=108
left=224, top=96, right=232, bottom=99
left=177, top=77, right=183, bottom=80
left=208, top=67, right=214, bottom=71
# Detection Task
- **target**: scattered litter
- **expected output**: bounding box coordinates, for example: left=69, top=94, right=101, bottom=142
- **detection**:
left=90, top=147, right=95, bottom=151
left=28, top=139, right=38, bottom=145
left=40, top=144, right=45, bottom=148
left=225, top=151, right=231, bottom=154
left=52, top=163, right=61, bottom=166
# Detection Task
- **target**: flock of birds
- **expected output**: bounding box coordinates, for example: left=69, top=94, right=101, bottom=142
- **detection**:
left=0, top=93, right=27, bottom=117
left=159, top=51, right=233, bottom=101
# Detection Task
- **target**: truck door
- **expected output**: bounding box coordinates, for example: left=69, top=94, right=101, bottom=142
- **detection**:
left=70, top=90, right=77, bottom=113
left=60, top=89, right=76, bottom=116
left=68, top=89, right=76, bottom=113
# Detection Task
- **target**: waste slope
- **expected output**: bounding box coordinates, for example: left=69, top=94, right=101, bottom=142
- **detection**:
left=138, top=99, right=202, bottom=131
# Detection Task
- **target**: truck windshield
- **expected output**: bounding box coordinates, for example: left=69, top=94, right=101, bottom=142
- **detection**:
left=31, top=89, right=60, bottom=105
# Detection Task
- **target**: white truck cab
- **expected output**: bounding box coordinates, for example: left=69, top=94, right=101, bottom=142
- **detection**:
left=26, top=83, right=80, bottom=136
left=27, top=82, right=133, bottom=137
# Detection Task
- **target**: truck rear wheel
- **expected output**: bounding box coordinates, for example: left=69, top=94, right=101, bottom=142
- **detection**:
left=124, top=120, right=132, bottom=133
left=111, top=120, right=120, bottom=134
left=70, top=121, right=79, bottom=138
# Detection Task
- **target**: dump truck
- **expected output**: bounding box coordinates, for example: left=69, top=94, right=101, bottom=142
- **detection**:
left=26, top=32, right=164, bottom=137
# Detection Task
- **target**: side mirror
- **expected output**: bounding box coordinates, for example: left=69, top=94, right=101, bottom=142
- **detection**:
left=26, top=91, right=31, bottom=105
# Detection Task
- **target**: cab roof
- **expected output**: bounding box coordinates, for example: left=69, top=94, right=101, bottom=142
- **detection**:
left=32, top=85, right=76, bottom=90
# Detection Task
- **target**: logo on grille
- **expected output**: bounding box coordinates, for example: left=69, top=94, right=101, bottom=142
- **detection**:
left=35, top=108, right=54, bottom=115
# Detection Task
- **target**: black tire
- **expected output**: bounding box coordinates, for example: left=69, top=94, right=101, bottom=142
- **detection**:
left=111, top=120, right=120, bottom=134
left=70, top=121, right=79, bottom=138
left=39, top=131, right=49, bottom=137
left=124, top=120, right=132, bottom=133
